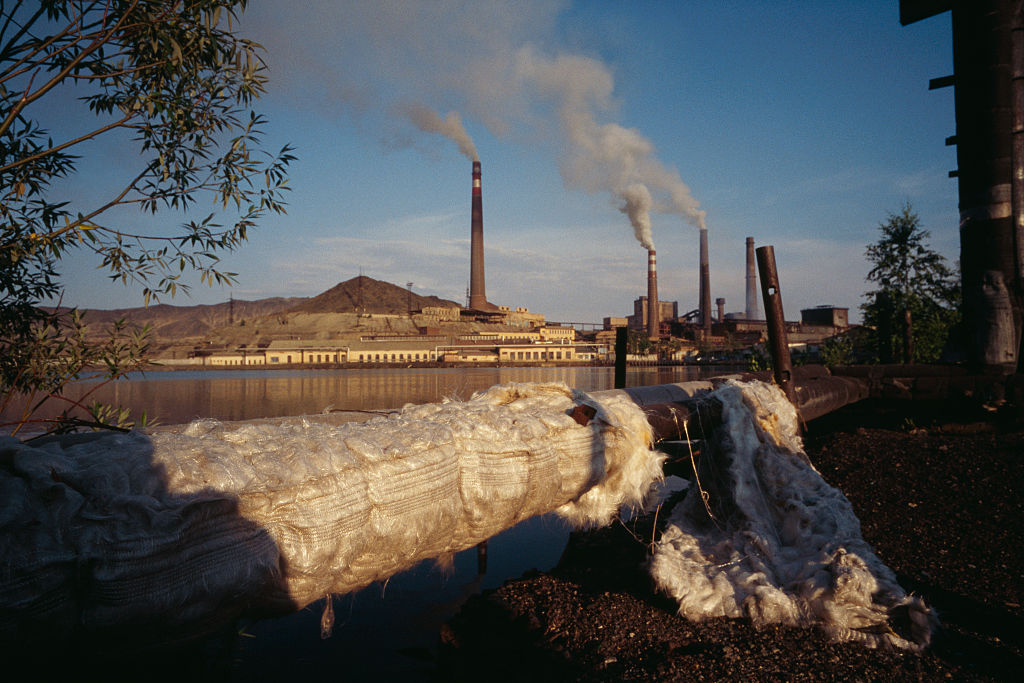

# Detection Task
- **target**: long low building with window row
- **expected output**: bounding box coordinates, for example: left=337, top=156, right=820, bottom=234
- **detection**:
left=200, top=338, right=607, bottom=366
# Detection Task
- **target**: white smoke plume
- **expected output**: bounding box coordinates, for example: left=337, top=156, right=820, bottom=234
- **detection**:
left=405, top=105, right=479, bottom=162
left=514, top=47, right=707, bottom=246
left=246, top=1, right=706, bottom=244
left=619, top=184, right=653, bottom=250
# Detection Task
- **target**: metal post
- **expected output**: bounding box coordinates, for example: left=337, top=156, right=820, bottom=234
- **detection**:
left=615, top=326, right=628, bottom=389
left=755, top=246, right=796, bottom=405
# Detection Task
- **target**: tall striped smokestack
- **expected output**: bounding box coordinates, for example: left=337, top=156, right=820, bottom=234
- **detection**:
left=745, top=236, right=759, bottom=320
left=699, top=227, right=711, bottom=331
left=647, top=249, right=659, bottom=339
left=469, top=160, right=488, bottom=310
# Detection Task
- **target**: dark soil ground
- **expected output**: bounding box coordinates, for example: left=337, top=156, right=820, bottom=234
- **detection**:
left=435, top=398, right=1024, bottom=682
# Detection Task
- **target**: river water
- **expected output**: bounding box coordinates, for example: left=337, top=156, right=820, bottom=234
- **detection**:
left=4, top=365, right=738, bottom=678
left=3, top=364, right=732, bottom=428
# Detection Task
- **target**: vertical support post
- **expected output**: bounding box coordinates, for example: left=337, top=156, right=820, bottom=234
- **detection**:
left=1012, top=0, right=1024, bottom=370
left=953, top=1, right=1020, bottom=372
left=755, top=246, right=796, bottom=405
left=615, top=326, right=628, bottom=389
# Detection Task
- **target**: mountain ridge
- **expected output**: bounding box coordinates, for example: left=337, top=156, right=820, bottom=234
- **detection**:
left=63, top=276, right=462, bottom=343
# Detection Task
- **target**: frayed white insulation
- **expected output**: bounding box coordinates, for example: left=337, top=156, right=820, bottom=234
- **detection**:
left=0, top=382, right=662, bottom=638
left=649, top=380, right=937, bottom=651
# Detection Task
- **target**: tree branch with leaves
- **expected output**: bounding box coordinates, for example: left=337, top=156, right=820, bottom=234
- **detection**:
left=1, top=0, right=294, bottom=435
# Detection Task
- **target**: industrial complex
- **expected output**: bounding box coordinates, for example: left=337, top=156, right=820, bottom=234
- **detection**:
left=182, top=159, right=850, bottom=368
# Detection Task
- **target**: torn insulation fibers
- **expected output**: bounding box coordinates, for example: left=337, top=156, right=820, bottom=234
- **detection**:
left=649, top=380, right=938, bottom=651
left=0, top=382, right=663, bottom=641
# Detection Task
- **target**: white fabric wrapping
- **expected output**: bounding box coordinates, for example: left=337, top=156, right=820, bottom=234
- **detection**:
left=0, top=382, right=663, bottom=638
left=649, top=380, right=937, bottom=651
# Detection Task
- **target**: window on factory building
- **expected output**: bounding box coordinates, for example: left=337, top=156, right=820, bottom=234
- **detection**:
left=286, top=355, right=292, bottom=363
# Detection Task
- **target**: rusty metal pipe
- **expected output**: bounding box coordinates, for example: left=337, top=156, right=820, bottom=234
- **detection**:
left=592, top=371, right=870, bottom=444
left=755, top=245, right=796, bottom=405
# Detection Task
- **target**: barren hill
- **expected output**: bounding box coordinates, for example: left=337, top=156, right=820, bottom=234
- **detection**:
left=60, top=276, right=464, bottom=351
left=289, top=276, right=460, bottom=314
left=75, top=297, right=305, bottom=340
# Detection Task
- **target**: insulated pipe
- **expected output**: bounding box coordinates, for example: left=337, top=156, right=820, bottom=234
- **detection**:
left=1, top=384, right=665, bottom=647
left=595, top=371, right=869, bottom=442
left=0, top=371, right=874, bottom=649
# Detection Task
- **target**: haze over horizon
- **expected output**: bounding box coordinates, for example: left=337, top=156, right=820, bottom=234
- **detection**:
left=50, top=1, right=957, bottom=325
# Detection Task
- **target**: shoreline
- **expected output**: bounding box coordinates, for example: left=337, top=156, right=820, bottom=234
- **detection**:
left=128, top=359, right=747, bottom=372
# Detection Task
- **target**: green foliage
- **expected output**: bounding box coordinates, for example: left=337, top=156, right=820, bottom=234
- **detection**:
left=747, top=345, right=771, bottom=372
left=860, top=204, right=959, bottom=364
left=655, top=335, right=682, bottom=359
left=1, top=1, right=292, bottom=435
left=820, top=333, right=854, bottom=367
left=626, top=329, right=653, bottom=355
left=0, top=312, right=153, bottom=436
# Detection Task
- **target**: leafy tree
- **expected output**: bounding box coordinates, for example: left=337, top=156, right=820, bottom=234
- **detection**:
left=626, top=328, right=653, bottom=356
left=861, top=204, right=959, bottom=364
left=819, top=333, right=854, bottom=367
left=1, top=1, right=293, bottom=435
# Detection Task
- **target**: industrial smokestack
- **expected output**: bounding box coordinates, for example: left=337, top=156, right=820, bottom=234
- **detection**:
left=469, top=160, right=489, bottom=311
left=699, top=228, right=711, bottom=330
left=745, top=237, right=759, bottom=320
left=716, top=297, right=725, bottom=323
left=647, top=249, right=659, bottom=339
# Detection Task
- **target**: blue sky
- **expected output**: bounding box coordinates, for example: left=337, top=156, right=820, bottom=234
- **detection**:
left=54, top=1, right=957, bottom=324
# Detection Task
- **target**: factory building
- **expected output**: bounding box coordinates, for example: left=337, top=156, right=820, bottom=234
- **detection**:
left=626, top=297, right=678, bottom=335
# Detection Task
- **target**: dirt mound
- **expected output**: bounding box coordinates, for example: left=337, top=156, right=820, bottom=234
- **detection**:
left=289, top=276, right=460, bottom=315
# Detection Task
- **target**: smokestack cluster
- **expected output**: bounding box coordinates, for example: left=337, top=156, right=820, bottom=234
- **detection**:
left=745, top=237, right=759, bottom=320
left=647, top=249, right=659, bottom=339
left=469, top=160, right=491, bottom=311
left=699, top=228, right=711, bottom=330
